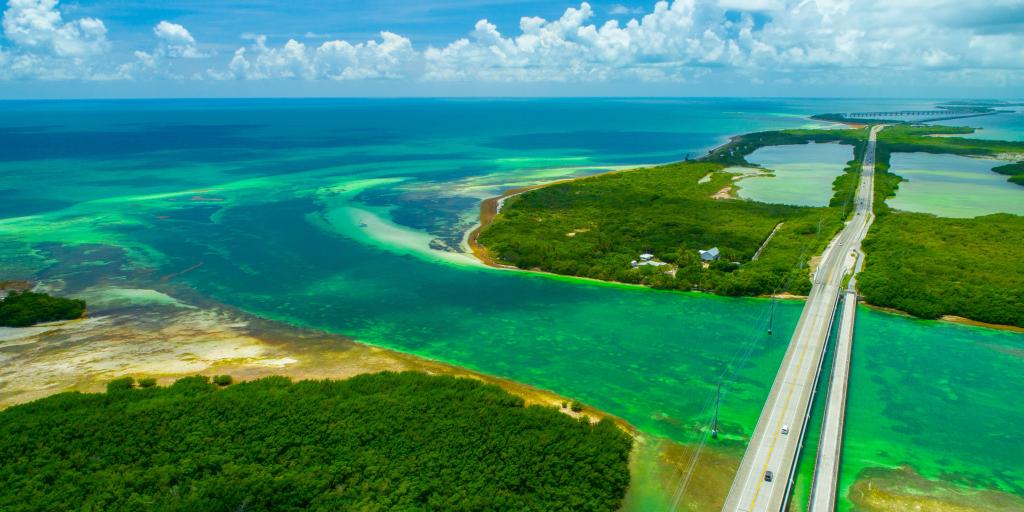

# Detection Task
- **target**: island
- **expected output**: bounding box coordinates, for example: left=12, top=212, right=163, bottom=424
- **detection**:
left=474, top=122, right=1024, bottom=328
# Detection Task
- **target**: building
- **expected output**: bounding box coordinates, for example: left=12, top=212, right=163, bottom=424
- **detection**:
left=632, top=252, right=667, bottom=268
left=699, top=247, right=720, bottom=262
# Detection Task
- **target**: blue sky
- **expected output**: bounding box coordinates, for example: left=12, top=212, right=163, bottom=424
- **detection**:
left=1, top=0, right=1023, bottom=98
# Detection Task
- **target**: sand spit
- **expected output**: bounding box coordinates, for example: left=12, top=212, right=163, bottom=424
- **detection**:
left=0, top=289, right=620, bottom=429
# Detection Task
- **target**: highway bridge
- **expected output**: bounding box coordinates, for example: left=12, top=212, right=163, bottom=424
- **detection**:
left=720, top=125, right=882, bottom=512
left=843, top=110, right=998, bottom=123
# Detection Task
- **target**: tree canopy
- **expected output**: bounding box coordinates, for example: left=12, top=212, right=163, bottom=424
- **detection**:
left=0, top=290, right=85, bottom=327
left=0, top=372, right=632, bottom=512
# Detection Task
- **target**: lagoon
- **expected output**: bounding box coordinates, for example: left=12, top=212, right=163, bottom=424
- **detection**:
left=887, top=152, right=1024, bottom=218
left=734, top=142, right=853, bottom=207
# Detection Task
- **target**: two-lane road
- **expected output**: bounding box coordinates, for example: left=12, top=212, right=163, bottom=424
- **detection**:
left=721, top=125, right=882, bottom=512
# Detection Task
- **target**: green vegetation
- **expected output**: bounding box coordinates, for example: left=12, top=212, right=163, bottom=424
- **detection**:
left=876, top=124, right=1024, bottom=157
left=858, top=213, right=1024, bottom=326
left=479, top=128, right=867, bottom=297
left=993, top=162, right=1024, bottom=187
left=0, top=372, right=632, bottom=512
left=213, top=374, right=233, bottom=386
left=0, top=290, right=85, bottom=327
left=138, top=377, right=157, bottom=388
left=859, top=124, right=1024, bottom=326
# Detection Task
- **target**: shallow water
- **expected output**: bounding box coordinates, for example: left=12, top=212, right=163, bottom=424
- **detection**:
left=734, top=142, right=854, bottom=207
left=1, top=98, right=1021, bottom=510
left=887, top=152, right=1024, bottom=217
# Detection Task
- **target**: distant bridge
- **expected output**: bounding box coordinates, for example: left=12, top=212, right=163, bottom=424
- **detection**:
left=842, top=110, right=999, bottom=123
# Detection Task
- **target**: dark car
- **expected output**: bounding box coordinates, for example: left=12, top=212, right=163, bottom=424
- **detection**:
left=764, top=470, right=774, bottom=482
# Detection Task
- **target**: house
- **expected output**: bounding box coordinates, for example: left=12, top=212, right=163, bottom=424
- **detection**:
left=699, top=247, right=720, bottom=262
left=632, top=252, right=667, bottom=268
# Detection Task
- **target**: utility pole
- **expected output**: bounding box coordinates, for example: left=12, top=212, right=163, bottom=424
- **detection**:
left=768, top=295, right=775, bottom=335
left=712, top=382, right=721, bottom=439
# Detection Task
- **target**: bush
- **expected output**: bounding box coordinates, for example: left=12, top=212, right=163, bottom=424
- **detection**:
left=0, top=291, right=86, bottom=327
left=570, top=400, right=584, bottom=413
left=212, top=375, right=233, bottom=387
left=138, top=378, right=157, bottom=388
left=106, top=377, right=134, bottom=393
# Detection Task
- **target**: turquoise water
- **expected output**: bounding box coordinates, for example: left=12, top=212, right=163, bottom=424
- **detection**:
left=1, top=98, right=1021, bottom=510
left=947, top=108, right=1024, bottom=141
left=887, top=152, right=1024, bottom=217
left=839, top=308, right=1024, bottom=508
left=734, top=142, right=853, bottom=207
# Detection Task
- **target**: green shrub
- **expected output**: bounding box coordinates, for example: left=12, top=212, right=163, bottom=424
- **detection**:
left=138, top=378, right=157, bottom=388
left=570, top=400, right=584, bottom=413
left=212, top=375, right=233, bottom=386
left=106, top=377, right=134, bottom=393
left=0, top=291, right=85, bottom=327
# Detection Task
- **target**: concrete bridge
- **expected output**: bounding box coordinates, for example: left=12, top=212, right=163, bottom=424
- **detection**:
left=720, top=125, right=881, bottom=512
left=844, top=110, right=998, bottom=123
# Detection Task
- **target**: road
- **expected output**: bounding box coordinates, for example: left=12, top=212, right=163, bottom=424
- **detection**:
left=806, top=125, right=880, bottom=512
left=721, top=125, right=882, bottom=512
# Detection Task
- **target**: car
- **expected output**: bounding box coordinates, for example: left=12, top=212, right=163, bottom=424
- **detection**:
left=781, top=425, right=789, bottom=435
left=764, top=470, right=774, bottom=482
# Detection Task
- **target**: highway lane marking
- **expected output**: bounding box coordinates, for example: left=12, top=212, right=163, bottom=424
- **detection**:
left=746, top=294, right=830, bottom=510
left=729, top=126, right=881, bottom=511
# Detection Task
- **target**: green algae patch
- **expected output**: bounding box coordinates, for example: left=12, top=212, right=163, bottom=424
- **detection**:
left=848, top=466, right=1024, bottom=512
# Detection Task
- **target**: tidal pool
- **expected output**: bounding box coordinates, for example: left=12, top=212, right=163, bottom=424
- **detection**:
left=887, top=152, right=1024, bottom=217
left=733, top=142, right=853, bottom=207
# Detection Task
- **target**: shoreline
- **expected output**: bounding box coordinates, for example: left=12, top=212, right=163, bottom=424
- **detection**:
left=0, top=293, right=628, bottom=426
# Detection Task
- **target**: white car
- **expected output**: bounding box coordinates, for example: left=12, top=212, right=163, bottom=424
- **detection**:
left=781, top=425, right=790, bottom=435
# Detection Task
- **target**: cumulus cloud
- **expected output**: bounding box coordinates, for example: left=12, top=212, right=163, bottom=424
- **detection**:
left=1, top=0, right=1022, bottom=90
left=153, top=20, right=203, bottom=58
left=2, top=0, right=108, bottom=57
left=421, top=0, right=1024, bottom=85
left=219, top=31, right=416, bottom=80
left=423, top=2, right=735, bottom=82
left=0, top=0, right=117, bottom=79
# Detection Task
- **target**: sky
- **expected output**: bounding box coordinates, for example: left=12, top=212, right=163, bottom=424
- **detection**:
left=0, top=0, right=1022, bottom=98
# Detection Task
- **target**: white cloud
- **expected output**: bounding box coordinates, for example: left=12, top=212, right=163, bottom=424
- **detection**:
left=1, top=0, right=1022, bottom=90
left=610, top=4, right=644, bottom=16
left=153, top=20, right=202, bottom=58
left=220, top=31, right=416, bottom=80
left=2, top=0, right=108, bottom=57
left=0, top=0, right=114, bottom=79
